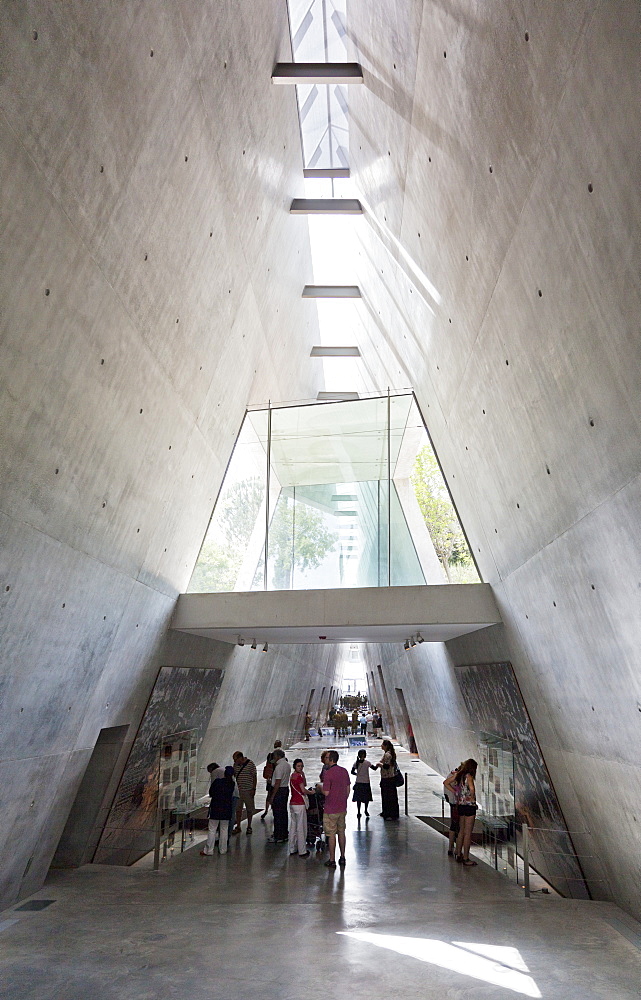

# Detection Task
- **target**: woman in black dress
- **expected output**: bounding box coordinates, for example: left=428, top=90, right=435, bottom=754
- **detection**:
left=350, top=749, right=374, bottom=818
left=375, top=739, right=399, bottom=820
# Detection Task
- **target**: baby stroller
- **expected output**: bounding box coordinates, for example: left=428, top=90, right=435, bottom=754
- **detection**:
left=306, top=791, right=326, bottom=852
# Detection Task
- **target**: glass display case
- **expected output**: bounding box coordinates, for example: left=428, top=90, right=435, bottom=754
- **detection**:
left=477, top=732, right=518, bottom=880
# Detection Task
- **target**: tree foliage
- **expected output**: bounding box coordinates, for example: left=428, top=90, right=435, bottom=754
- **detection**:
left=190, top=477, right=264, bottom=592
left=270, top=496, right=337, bottom=588
left=411, top=445, right=476, bottom=582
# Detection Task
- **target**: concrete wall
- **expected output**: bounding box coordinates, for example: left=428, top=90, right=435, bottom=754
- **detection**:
left=0, top=0, right=329, bottom=909
left=349, top=1, right=641, bottom=918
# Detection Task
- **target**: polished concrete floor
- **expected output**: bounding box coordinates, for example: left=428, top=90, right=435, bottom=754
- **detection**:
left=3, top=739, right=641, bottom=999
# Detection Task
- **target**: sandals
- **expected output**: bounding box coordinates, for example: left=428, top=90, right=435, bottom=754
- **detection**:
left=462, top=858, right=477, bottom=866
left=324, top=859, right=336, bottom=869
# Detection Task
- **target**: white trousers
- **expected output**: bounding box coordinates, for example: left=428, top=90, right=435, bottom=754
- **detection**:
left=204, top=818, right=228, bottom=854
left=289, top=803, right=307, bottom=854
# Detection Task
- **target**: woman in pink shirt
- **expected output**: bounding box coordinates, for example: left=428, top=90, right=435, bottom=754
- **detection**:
left=289, top=759, right=310, bottom=858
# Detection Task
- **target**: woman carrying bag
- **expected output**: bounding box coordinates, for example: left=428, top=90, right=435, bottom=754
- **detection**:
left=375, top=739, right=400, bottom=820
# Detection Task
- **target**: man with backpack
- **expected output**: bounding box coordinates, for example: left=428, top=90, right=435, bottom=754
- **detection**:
left=231, top=751, right=257, bottom=836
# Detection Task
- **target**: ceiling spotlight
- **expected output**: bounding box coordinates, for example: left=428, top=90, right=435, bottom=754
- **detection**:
left=262, top=642, right=269, bottom=652
left=237, top=636, right=244, bottom=646
left=251, top=639, right=257, bottom=650
left=410, top=636, right=416, bottom=647
left=404, top=639, right=410, bottom=650
left=416, top=633, right=424, bottom=643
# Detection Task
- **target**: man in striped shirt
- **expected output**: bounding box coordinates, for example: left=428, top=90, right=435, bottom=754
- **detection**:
left=232, top=751, right=257, bottom=835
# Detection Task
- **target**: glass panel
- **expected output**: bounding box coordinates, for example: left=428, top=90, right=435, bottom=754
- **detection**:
left=187, top=411, right=268, bottom=592
left=397, top=397, right=480, bottom=583
left=289, top=0, right=348, bottom=172
left=477, top=733, right=518, bottom=881
left=189, top=393, right=479, bottom=591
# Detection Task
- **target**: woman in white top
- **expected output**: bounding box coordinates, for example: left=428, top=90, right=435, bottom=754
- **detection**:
left=350, top=749, right=374, bottom=818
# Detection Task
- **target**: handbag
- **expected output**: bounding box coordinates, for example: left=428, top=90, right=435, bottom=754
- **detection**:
left=394, top=765, right=405, bottom=787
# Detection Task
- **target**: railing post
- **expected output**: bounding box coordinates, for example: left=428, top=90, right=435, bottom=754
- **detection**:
left=404, top=773, right=409, bottom=816
left=523, top=823, right=530, bottom=898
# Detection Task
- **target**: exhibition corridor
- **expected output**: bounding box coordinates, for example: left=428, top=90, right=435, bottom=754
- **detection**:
left=3, top=737, right=640, bottom=1000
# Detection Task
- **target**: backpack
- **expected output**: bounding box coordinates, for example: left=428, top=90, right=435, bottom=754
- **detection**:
left=262, top=760, right=274, bottom=780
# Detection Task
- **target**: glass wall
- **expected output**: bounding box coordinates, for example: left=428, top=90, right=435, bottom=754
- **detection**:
left=187, top=393, right=479, bottom=592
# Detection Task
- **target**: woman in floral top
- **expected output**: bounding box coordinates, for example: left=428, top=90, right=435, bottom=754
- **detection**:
left=375, top=739, right=399, bottom=820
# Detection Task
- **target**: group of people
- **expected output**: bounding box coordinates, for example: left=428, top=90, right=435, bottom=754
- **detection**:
left=200, top=737, right=404, bottom=867
left=443, top=758, right=478, bottom=866
left=199, top=751, right=258, bottom=856
left=323, top=707, right=384, bottom=738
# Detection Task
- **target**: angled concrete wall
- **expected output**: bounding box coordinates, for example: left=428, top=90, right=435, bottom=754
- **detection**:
left=0, top=1, right=338, bottom=909
left=349, top=0, right=641, bottom=918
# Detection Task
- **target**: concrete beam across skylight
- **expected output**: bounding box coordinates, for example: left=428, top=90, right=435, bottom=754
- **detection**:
left=317, top=392, right=359, bottom=400
left=303, top=285, right=361, bottom=298
left=303, top=168, right=351, bottom=179
left=272, top=62, right=364, bottom=84
left=290, top=198, right=362, bottom=214
left=310, top=346, right=361, bottom=357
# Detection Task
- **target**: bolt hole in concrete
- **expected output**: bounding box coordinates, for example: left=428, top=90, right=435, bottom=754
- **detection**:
left=32, top=30, right=38, bottom=40
left=588, top=183, right=593, bottom=193
left=5, top=585, right=10, bottom=592
left=45, top=288, right=50, bottom=295
left=489, top=165, right=493, bottom=173
left=55, top=468, right=59, bottom=474
left=99, top=165, right=104, bottom=173
left=525, top=31, right=530, bottom=41
left=538, top=289, right=542, bottom=297
left=589, top=419, right=594, bottom=426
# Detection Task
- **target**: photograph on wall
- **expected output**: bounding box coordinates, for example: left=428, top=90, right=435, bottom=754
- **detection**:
left=455, top=661, right=589, bottom=898
left=94, top=665, right=223, bottom=866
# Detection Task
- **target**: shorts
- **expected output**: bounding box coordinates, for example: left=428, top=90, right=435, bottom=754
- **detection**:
left=238, top=789, right=255, bottom=814
left=323, top=812, right=346, bottom=836
left=449, top=803, right=460, bottom=833
left=458, top=804, right=477, bottom=817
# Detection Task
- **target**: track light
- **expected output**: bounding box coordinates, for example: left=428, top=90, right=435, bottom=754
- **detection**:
left=262, top=642, right=268, bottom=652
left=237, top=636, right=244, bottom=646
left=404, top=639, right=410, bottom=650
left=410, top=636, right=416, bottom=647
left=251, top=639, right=257, bottom=650
left=416, top=633, right=424, bottom=643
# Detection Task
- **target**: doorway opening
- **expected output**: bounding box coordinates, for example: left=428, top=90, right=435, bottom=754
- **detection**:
left=50, top=724, right=130, bottom=869
left=396, top=687, right=418, bottom=755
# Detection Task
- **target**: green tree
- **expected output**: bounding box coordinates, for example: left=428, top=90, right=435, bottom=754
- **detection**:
left=188, top=539, right=241, bottom=592
left=190, top=477, right=264, bottom=592
left=411, top=445, right=476, bottom=582
left=269, top=496, right=337, bottom=588
left=218, top=477, right=264, bottom=547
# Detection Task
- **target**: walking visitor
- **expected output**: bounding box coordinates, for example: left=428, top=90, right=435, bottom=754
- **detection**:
left=267, top=748, right=291, bottom=843
left=201, top=765, right=236, bottom=856
left=376, top=739, right=400, bottom=820
left=288, top=758, right=310, bottom=857
left=231, top=751, right=257, bottom=836
left=443, top=761, right=463, bottom=856
left=350, top=748, right=374, bottom=818
left=322, top=750, right=351, bottom=869
left=444, top=758, right=478, bottom=866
